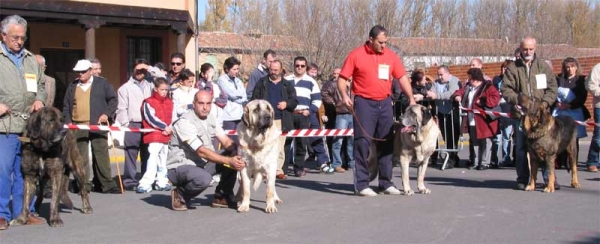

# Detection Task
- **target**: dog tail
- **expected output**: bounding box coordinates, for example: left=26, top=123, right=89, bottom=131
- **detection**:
left=252, top=173, right=262, bottom=191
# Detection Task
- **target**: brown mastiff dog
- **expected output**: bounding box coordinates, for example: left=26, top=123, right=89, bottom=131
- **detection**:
left=520, top=95, right=580, bottom=193
left=13, top=107, right=92, bottom=227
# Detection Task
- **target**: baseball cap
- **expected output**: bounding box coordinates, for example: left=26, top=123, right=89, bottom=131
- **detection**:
left=73, top=59, right=92, bottom=72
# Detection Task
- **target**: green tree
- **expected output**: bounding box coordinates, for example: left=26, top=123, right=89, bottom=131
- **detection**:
left=200, top=0, right=233, bottom=31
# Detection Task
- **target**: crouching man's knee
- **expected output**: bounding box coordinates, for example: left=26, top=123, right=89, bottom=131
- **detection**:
left=189, top=169, right=212, bottom=192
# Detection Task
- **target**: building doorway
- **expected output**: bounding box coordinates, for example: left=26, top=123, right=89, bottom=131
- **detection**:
left=40, top=49, right=84, bottom=109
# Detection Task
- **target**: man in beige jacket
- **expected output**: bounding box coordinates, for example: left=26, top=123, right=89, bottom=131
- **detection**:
left=585, top=63, right=600, bottom=172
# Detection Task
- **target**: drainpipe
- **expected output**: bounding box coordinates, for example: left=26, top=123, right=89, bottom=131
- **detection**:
left=195, top=0, right=199, bottom=77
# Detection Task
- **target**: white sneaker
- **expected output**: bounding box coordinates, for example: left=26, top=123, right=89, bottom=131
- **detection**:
left=357, top=188, right=378, bottom=197
left=381, top=186, right=402, bottom=195
left=212, top=174, right=221, bottom=183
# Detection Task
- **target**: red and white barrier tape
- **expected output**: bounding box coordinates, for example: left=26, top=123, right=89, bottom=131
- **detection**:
left=63, top=124, right=354, bottom=137
left=459, top=106, right=598, bottom=127
left=459, top=106, right=512, bottom=119
left=63, top=124, right=156, bottom=133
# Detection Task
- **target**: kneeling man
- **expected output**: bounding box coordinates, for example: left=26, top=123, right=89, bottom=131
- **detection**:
left=167, top=90, right=245, bottom=211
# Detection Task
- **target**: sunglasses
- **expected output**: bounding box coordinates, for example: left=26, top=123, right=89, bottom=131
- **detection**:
left=171, top=62, right=183, bottom=66
left=295, top=64, right=306, bottom=68
left=134, top=69, right=147, bottom=75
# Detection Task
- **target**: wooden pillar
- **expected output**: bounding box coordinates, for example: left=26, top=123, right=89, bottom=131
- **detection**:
left=79, top=19, right=105, bottom=59
left=85, top=27, right=96, bottom=59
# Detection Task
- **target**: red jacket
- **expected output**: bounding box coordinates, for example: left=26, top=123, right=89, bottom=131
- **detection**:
left=142, top=92, right=174, bottom=144
left=452, top=81, right=500, bottom=139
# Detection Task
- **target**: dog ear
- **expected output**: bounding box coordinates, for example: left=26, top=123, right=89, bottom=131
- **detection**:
left=269, top=104, right=274, bottom=127
left=52, top=128, right=69, bottom=143
left=242, top=104, right=250, bottom=127
left=27, top=112, right=40, bottom=139
left=421, top=106, right=432, bottom=127
left=518, top=93, right=531, bottom=111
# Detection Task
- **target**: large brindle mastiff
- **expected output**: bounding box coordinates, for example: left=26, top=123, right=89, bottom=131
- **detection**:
left=520, top=95, right=580, bottom=193
left=13, top=107, right=92, bottom=227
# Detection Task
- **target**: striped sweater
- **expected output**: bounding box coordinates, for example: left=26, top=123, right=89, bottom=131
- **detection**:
left=285, top=73, right=322, bottom=113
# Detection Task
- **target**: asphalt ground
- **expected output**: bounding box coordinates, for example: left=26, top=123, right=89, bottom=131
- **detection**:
left=1, top=138, right=599, bottom=243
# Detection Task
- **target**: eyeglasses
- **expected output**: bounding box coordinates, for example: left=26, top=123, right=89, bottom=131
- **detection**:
left=4, top=34, right=27, bottom=42
left=171, top=62, right=183, bottom=66
left=295, top=64, right=306, bottom=68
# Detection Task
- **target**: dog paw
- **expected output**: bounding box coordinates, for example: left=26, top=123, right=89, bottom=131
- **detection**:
left=524, top=185, right=535, bottom=191
left=237, top=204, right=250, bottom=213
left=542, top=187, right=555, bottom=193
left=418, top=188, right=431, bottom=194
left=404, top=189, right=414, bottom=196
left=82, top=207, right=93, bottom=214
left=9, top=218, right=27, bottom=226
left=49, top=218, right=64, bottom=227
left=571, top=182, right=581, bottom=188
left=265, top=204, right=278, bottom=214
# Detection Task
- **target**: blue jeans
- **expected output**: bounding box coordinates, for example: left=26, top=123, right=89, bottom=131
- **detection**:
left=491, top=117, right=513, bottom=165
left=586, top=107, right=600, bottom=167
left=332, top=114, right=354, bottom=169
left=0, top=134, right=35, bottom=221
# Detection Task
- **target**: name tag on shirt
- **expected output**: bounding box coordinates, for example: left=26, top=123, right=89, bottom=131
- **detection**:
left=25, top=73, right=37, bottom=93
left=378, top=64, right=390, bottom=80
left=535, top=74, right=547, bottom=89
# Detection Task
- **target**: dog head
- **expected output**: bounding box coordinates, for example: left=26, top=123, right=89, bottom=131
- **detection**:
left=242, top=100, right=274, bottom=132
left=519, top=94, right=551, bottom=135
left=401, top=104, right=433, bottom=135
left=27, top=107, right=67, bottom=152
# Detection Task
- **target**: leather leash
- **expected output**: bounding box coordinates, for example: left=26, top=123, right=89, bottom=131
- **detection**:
left=349, top=106, right=387, bottom=142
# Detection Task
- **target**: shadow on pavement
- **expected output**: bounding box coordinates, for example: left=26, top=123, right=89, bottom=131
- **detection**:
left=140, top=193, right=213, bottom=209
left=276, top=179, right=355, bottom=195
left=426, top=177, right=515, bottom=189
left=567, top=233, right=600, bottom=244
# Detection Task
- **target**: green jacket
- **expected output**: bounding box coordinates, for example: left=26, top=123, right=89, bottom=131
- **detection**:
left=501, top=55, right=557, bottom=118
left=0, top=41, right=47, bottom=133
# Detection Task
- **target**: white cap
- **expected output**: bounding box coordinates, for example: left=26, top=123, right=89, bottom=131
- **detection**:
left=73, top=59, right=92, bottom=71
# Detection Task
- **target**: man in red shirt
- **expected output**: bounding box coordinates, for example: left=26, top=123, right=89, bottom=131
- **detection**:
left=338, top=25, right=415, bottom=197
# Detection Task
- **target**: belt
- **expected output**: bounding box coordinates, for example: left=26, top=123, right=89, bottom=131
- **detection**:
left=293, top=109, right=308, bottom=114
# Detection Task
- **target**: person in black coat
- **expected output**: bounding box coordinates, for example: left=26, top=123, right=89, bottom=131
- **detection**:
left=250, top=60, right=298, bottom=179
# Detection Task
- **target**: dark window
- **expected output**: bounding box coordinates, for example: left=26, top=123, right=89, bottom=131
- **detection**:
left=126, top=36, right=162, bottom=77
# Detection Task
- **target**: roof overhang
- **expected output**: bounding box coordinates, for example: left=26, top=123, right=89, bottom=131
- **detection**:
left=0, top=1, right=194, bottom=34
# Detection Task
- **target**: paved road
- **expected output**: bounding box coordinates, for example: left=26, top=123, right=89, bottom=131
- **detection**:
left=1, top=141, right=599, bottom=243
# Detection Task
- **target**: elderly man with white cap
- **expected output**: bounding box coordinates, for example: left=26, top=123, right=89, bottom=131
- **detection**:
left=62, top=59, right=120, bottom=194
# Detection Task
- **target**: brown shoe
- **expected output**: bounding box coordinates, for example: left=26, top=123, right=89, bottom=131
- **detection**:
left=171, top=189, right=188, bottom=211
left=276, top=173, right=287, bottom=180
left=588, top=165, right=598, bottom=172
left=211, top=195, right=235, bottom=208
left=0, top=218, right=7, bottom=230
left=26, top=213, right=46, bottom=225
left=335, top=167, right=346, bottom=173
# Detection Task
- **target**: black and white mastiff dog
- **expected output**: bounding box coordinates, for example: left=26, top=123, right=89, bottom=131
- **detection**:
left=13, top=107, right=92, bottom=227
